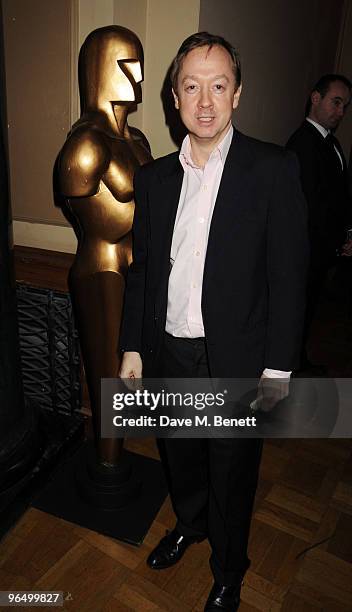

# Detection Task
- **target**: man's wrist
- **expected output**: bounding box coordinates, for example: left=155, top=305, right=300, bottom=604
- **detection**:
left=262, top=368, right=292, bottom=378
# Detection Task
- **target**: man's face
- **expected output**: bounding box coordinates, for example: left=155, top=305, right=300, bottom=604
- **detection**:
left=172, top=45, right=241, bottom=148
left=310, top=81, right=351, bottom=131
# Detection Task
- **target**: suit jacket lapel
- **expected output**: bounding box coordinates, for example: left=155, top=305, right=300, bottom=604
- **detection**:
left=157, top=152, right=183, bottom=217
left=150, top=154, right=183, bottom=290
left=303, top=119, right=325, bottom=143
left=304, top=120, right=346, bottom=171
left=203, top=130, right=253, bottom=285
left=331, top=135, right=348, bottom=172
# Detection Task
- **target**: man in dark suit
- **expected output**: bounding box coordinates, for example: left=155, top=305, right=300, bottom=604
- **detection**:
left=120, top=32, right=308, bottom=611
left=286, top=74, right=352, bottom=372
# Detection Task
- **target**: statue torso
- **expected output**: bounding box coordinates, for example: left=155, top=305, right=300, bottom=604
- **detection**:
left=59, top=119, right=152, bottom=277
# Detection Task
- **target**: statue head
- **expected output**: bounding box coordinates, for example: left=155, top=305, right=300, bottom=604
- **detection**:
left=79, top=25, right=144, bottom=111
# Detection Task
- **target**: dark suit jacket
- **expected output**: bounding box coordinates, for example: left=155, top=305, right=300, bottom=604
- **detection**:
left=286, top=120, right=351, bottom=266
left=120, top=129, right=308, bottom=377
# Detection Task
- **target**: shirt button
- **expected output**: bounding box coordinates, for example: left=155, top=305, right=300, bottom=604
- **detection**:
left=192, top=283, right=197, bottom=288
left=199, top=217, right=205, bottom=224
left=195, top=250, right=200, bottom=256
left=203, top=184, right=208, bottom=191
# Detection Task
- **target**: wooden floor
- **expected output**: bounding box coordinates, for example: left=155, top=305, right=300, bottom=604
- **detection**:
left=0, top=246, right=351, bottom=611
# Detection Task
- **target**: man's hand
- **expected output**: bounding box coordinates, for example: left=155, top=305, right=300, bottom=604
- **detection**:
left=119, top=351, right=143, bottom=390
left=341, top=238, right=352, bottom=256
left=254, top=374, right=290, bottom=413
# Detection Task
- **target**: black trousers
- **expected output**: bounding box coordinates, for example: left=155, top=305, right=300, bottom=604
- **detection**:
left=158, top=333, right=263, bottom=586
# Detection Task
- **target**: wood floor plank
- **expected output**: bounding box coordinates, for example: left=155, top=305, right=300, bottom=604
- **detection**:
left=265, top=484, right=324, bottom=523
left=295, top=548, right=352, bottom=607
left=116, top=573, right=193, bottom=611
left=247, top=519, right=278, bottom=572
left=340, top=453, right=352, bottom=485
left=312, top=505, right=340, bottom=549
left=140, top=518, right=173, bottom=550
left=237, top=604, right=266, bottom=612
left=280, top=591, right=322, bottom=610
left=77, top=529, right=148, bottom=570
left=0, top=533, right=24, bottom=568
left=252, top=479, right=272, bottom=511
left=163, top=543, right=211, bottom=606
left=136, top=555, right=180, bottom=591
left=36, top=542, right=129, bottom=612
left=254, top=500, right=318, bottom=542
left=290, top=581, right=350, bottom=612
left=74, top=564, right=129, bottom=612
left=297, top=440, right=351, bottom=467
left=326, top=512, right=352, bottom=563
left=278, top=455, right=327, bottom=497
left=316, top=468, right=342, bottom=505
left=257, top=443, right=291, bottom=482
left=332, top=481, right=352, bottom=514
left=168, top=558, right=213, bottom=609
left=3, top=507, right=42, bottom=541
left=1, top=516, right=80, bottom=583
left=0, top=567, right=32, bottom=590
left=244, top=569, right=287, bottom=602
left=33, top=540, right=92, bottom=588
left=113, top=583, right=163, bottom=611
left=124, top=437, right=160, bottom=461
left=101, top=599, right=133, bottom=612
left=272, top=536, right=310, bottom=589
left=254, top=531, right=297, bottom=584
left=240, top=583, right=282, bottom=611
left=101, top=598, right=133, bottom=612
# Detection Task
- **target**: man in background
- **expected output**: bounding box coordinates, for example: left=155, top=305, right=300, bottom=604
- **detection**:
left=120, top=32, right=308, bottom=611
left=287, top=74, right=352, bottom=372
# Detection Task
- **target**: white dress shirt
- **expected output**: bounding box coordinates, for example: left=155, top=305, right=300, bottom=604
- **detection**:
left=306, top=117, right=343, bottom=169
left=166, top=125, right=290, bottom=378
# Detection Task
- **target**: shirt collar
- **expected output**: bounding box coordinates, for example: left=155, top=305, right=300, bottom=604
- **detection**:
left=179, top=125, right=234, bottom=171
left=306, top=117, right=329, bottom=139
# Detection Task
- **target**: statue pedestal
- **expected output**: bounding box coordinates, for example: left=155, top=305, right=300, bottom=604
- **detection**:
left=32, top=439, right=168, bottom=545
left=75, top=446, right=141, bottom=509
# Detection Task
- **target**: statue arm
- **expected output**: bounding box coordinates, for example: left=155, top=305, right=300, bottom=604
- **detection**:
left=129, top=126, right=151, bottom=154
left=58, top=128, right=111, bottom=197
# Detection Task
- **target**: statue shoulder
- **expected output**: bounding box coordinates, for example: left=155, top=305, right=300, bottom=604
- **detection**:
left=58, top=125, right=111, bottom=197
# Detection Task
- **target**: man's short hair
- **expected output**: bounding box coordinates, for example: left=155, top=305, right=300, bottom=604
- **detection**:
left=170, top=31, right=241, bottom=93
left=306, top=73, right=352, bottom=115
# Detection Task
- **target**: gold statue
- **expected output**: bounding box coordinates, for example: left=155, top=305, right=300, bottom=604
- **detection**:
left=58, top=26, right=152, bottom=467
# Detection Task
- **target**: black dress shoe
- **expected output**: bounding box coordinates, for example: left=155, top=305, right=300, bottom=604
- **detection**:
left=204, top=581, right=243, bottom=611
left=146, top=529, right=203, bottom=570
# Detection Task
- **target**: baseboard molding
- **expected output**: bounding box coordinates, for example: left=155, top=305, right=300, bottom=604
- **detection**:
left=13, top=221, right=77, bottom=254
